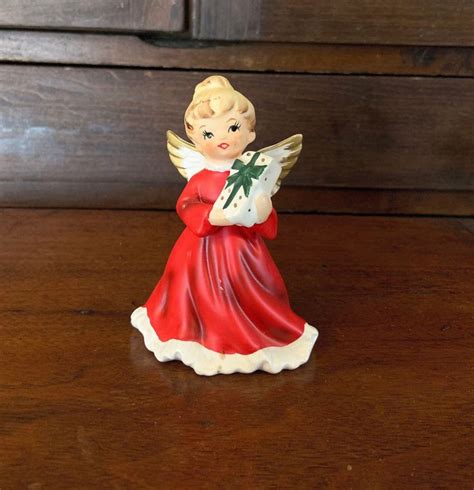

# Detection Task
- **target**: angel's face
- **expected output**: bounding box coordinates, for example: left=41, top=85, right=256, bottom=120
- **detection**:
left=188, top=108, right=256, bottom=163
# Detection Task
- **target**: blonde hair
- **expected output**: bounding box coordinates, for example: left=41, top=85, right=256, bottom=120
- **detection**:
left=184, top=76, right=256, bottom=137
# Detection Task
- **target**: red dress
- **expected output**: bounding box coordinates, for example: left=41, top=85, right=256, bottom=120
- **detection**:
left=131, top=168, right=318, bottom=375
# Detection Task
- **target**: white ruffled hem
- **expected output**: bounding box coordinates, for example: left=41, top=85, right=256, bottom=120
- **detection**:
left=131, top=306, right=318, bottom=376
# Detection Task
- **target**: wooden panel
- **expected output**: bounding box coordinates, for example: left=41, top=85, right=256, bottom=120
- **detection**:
left=1, top=209, right=473, bottom=487
left=277, top=188, right=474, bottom=217
left=0, top=0, right=185, bottom=33
left=459, top=219, right=474, bottom=234
left=192, top=0, right=474, bottom=46
left=2, top=183, right=474, bottom=217
left=192, top=0, right=261, bottom=40
left=0, top=66, right=473, bottom=213
left=1, top=30, right=474, bottom=77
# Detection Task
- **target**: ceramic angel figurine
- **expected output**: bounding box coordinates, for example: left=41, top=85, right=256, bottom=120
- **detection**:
left=131, top=75, right=318, bottom=376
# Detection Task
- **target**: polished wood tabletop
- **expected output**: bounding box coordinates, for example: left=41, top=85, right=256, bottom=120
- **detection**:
left=1, top=209, right=473, bottom=488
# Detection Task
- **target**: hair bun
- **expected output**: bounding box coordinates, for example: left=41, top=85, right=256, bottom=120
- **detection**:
left=193, top=75, right=233, bottom=99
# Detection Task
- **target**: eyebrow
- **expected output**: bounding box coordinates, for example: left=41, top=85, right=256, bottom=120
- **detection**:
left=226, top=118, right=238, bottom=122
left=199, top=125, right=206, bottom=129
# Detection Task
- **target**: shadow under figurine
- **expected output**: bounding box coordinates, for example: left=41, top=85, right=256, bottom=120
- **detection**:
left=131, top=75, right=318, bottom=375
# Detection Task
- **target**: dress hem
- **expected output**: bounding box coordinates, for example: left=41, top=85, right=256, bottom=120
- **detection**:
left=131, top=306, right=318, bottom=376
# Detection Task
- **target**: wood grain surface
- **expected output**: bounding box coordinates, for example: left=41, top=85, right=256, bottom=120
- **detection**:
left=2, top=182, right=474, bottom=217
left=1, top=208, right=473, bottom=487
left=0, top=0, right=185, bottom=33
left=2, top=30, right=473, bottom=77
left=1, top=66, right=473, bottom=213
left=193, top=0, right=474, bottom=46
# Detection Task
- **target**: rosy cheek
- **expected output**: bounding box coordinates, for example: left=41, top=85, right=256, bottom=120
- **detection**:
left=203, top=141, right=214, bottom=153
left=238, top=133, right=248, bottom=146
left=231, top=132, right=243, bottom=146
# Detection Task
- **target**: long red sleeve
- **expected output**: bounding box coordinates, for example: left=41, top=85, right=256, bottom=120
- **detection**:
left=177, top=171, right=278, bottom=239
left=176, top=175, right=218, bottom=237
left=251, top=208, right=278, bottom=240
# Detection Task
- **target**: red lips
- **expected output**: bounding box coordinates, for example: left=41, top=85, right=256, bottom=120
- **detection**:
left=218, top=143, right=229, bottom=149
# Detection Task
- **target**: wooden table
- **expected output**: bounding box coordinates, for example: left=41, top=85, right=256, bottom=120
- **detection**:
left=1, top=209, right=473, bottom=488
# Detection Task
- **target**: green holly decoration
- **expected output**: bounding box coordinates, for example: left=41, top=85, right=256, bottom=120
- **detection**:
left=223, top=152, right=267, bottom=209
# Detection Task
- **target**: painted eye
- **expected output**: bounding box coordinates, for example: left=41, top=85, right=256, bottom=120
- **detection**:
left=228, top=123, right=241, bottom=133
left=202, top=130, right=214, bottom=140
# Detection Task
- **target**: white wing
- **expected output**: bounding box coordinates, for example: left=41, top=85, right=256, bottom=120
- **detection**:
left=167, top=130, right=206, bottom=181
left=259, top=134, right=303, bottom=195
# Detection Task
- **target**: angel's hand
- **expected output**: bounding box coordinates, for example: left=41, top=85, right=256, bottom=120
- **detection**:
left=209, top=207, right=231, bottom=227
left=255, top=193, right=273, bottom=223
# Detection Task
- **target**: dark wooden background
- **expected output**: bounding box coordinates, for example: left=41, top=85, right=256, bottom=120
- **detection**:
left=1, top=1, right=473, bottom=488
left=0, top=0, right=473, bottom=215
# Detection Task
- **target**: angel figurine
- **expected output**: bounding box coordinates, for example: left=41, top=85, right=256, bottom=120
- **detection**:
left=131, top=75, right=318, bottom=376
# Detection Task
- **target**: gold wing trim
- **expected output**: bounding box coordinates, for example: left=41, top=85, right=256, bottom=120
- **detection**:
left=259, top=134, right=303, bottom=195
left=166, top=130, right=205, bottom=180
